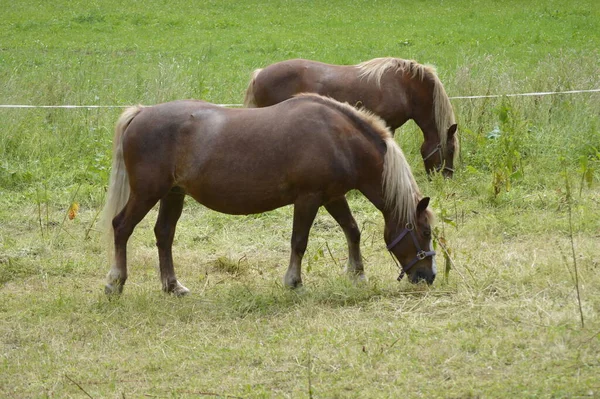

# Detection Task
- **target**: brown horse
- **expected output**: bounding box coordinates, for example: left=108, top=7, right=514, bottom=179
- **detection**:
left=100, top=94, right=436, bottom=296
left=244, top=57, right=458, bottom=177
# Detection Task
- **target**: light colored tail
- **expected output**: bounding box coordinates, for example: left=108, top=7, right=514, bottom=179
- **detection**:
left=99, top=105, right=144, bottom=246
left=243, top=68, right=263, bottom=107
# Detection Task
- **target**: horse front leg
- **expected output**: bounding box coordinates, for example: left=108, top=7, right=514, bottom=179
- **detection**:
left=154, top=187, right=189, bottom=296
left=324, top=196, right=366, bottom=282
left=284, top=194, right=321, bottom=288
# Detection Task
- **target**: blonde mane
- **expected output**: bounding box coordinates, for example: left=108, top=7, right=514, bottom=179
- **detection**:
left=357, top=57, right=426, bottom=86
left=382, top=137, right=426, bottom=224
left=357, top=57, right=457, bottom=156
left=294, top=93, right=392, bottom=140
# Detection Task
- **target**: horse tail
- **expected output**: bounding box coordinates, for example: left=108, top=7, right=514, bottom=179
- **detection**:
left=243, top=68, right=263, bottom=107
left=99, top=105, right=144, bottom=246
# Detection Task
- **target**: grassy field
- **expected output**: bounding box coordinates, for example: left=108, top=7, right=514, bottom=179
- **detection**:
left=1, top=0, right=600, bottom=397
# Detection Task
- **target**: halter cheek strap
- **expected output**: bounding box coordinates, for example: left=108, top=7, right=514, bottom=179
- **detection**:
left=422, top=144, right=442, bottom=161
left=422, top=144, right=454, bottom=174
left=387, top=223, right=436, bottom=281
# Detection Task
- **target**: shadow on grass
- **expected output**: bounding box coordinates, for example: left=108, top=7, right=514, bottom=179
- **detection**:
left=89, top=276, right=455, bottom=324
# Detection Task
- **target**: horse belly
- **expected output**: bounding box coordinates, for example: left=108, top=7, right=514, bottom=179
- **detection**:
left=186, top=179, right=294, bottom=215
left=181, top=154, right=349, bottom=216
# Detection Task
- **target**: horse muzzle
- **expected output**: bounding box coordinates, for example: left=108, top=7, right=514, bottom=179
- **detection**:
left=411, top=269, right=436, bottom=285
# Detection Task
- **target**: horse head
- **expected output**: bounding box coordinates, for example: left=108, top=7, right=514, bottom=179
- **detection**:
left=385, top=197, right=436, bottom=284
left=421, top=123, right=458, bottom=178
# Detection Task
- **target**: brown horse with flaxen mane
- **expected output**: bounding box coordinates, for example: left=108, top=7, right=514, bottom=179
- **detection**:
left=100, top=94, right=436, bottom=296
left=244, top=57, right=458, bottom=177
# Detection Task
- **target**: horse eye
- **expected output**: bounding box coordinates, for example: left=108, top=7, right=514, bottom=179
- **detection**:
left=424, top=230, right=431, bottom=238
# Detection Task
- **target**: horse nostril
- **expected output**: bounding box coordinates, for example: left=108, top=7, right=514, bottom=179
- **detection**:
left=427, top=274, right=436, bottom=285
left=414, top=271, right=435, bottom=285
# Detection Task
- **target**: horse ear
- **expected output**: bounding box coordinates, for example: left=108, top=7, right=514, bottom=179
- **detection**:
left=417, top=197, right=430, bottom=215
left=447, top=124, right=458, bottom=138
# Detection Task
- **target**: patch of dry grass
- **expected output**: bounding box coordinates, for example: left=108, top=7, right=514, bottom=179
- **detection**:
left=1, top=183, right=599, bottom=397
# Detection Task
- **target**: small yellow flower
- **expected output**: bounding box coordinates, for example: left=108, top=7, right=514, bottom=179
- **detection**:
left=68, top=202, right=79, bottom=220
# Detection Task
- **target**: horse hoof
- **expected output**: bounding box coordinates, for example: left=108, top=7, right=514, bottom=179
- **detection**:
left=284, top=279, right=303, bottom=289
left=167, top=281, right=190, bottom=297
left=345, top=267, right=368, bottom=284
left=105, top=284, right=123, bottom=296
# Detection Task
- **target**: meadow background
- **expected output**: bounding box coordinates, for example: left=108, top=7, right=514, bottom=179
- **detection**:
left=1, top=0, right=599, bottom=397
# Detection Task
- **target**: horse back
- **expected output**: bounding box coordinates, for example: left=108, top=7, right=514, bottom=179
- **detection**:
left=251, top=59, right=360, bottom=107
left=248, top=59, right=409, bottom=130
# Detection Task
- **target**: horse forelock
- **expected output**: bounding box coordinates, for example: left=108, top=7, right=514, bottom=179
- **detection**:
left=382, top=137, right=423, bottom=225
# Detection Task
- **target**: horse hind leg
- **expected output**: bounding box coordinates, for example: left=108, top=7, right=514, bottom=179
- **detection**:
left=154, top=187, right=189, bottom=296
left=106, top=193, right=162, bottom=295
left=284, top=194, right=322, bottom=288
left=324, top=197, right=366, bottom=282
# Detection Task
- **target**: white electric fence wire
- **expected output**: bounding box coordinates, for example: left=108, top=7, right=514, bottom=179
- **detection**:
left=0, top=89, right=598, bottom=109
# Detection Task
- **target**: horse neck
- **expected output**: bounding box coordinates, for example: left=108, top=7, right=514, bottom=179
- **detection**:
left=403, top=73, right=439, bottom=145
left=359, top=180, right=403, bottom=232
left=358, top=137, right=418, bottom=228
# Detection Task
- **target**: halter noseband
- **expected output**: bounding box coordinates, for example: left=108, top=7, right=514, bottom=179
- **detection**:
left=386, top=223, right=436, bottom=281
left=423, top=144, right=454, bottom=174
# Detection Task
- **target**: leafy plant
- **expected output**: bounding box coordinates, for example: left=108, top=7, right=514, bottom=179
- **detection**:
left=487, top=100, right=528, bottom=196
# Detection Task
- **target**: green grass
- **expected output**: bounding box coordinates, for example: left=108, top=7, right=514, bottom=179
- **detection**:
left=1, top=0, right=600, bottom=397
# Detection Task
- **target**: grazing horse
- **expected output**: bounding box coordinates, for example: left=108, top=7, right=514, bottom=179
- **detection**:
left=244, top=57, right=458, bottom=177
left=100, top=94, right=436, bottom=296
